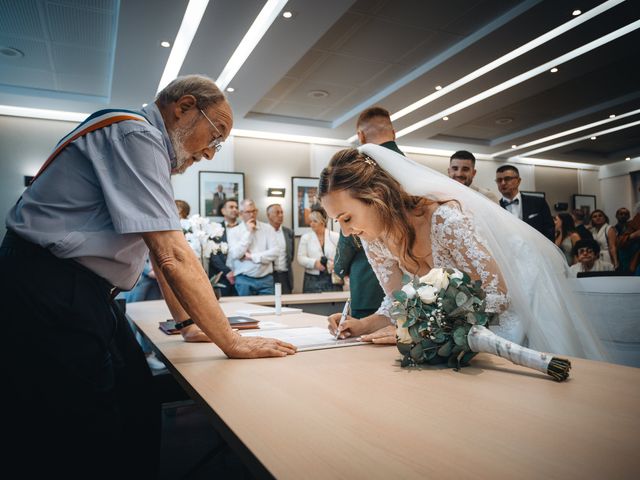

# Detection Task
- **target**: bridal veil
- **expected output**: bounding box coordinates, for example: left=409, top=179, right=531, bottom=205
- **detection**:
left=359, top=143, right=609, bottom=361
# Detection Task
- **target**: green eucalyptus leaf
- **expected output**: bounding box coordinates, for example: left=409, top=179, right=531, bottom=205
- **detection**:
left=437, top=340, right=453, bottom=357
left=393, top=290, right=407, bottom=303
left=401, top=273, right=412, bottom=285
left=453, top=327, right=468, bottom=346
left=455, top=291, right=468, bottom=307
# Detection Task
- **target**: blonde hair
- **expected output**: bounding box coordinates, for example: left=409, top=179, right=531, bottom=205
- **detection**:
left=309, top=210, right=327, bottom=226
left=319, top=148, right=434, bottom=271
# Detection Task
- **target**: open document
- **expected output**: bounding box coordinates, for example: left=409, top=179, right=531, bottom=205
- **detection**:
left=241, top=326, right=367, bottom=352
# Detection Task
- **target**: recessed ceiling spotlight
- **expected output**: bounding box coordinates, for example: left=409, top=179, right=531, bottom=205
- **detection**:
left=307, top=90, right=329, bottom=99
left=226, top=87, right=235, bottom=92
left=609, top=114, right=616, bottom=118
left=495, top=117, right=513, bottom=125
left=625, top=157, right=631, bottom=161
left=160, top=41, right=171, bottom=48
left=0, top=46, right=24, bottom=58
left=282, top=11, right=293, bottom=19
left=511, top=145, right=518, bottom=149
left=142, top=103, right=148, bottom=107
left=442, top=116, right=449, bottom=121
left=435, top=85, right=442, bottom=90
left=572, top=10, right=582, bottom=16
left=550, top=67, right=559, bottom=73
left=590, top=136, right=597, bottom=140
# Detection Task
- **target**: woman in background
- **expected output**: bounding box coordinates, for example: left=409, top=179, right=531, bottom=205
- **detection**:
left=590, top=209, right=618, bottom=269
left=297, top=209, right=341, bottom=293
left=554, top=212, right=580, bottom=265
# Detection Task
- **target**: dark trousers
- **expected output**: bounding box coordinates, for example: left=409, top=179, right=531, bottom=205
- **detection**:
left=273, top=270, right=292, bottom=294
left=0, top=230, right=160, bottom=478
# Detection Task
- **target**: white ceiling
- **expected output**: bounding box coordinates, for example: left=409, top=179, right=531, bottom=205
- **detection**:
left=0, top=0, right=639, bottom=166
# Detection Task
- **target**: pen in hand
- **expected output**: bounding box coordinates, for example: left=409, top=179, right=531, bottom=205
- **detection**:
left=335, top=298, right=351, bottom=340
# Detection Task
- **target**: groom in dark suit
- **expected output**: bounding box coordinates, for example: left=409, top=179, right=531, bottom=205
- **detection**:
left=496, top=165, right=555, bottom=241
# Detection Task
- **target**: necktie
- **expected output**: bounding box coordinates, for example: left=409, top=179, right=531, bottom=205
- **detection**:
left=501, top=198, right=519, bottom=208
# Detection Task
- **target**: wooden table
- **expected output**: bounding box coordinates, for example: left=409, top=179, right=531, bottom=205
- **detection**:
left=128, top=300, right=640, bottom=480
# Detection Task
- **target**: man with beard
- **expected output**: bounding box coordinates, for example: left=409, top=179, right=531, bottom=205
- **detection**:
left=0, top=74, right=295, bottom=477
left=447, top=150, right=499, bottom=203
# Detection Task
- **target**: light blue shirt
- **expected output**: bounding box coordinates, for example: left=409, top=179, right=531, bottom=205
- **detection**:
left=6, top=104, right=181, bottom=289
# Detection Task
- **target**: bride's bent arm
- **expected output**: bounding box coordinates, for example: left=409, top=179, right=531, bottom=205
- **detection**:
left=432, top=204, right=510, bottom=313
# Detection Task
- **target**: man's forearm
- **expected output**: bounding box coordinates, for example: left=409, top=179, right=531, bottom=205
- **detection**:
left=144, top=231, right=237, bottom=353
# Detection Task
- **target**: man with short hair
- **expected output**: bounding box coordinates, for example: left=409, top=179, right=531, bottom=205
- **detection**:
left=447, top=150, right=499, bottom=203
left=267, top=203, right=294, bottom=294
left=496, top=164, right=555, bottom=241
left=569, top=238, right=614, bottom=276
left=571, top=208, right=594, bottom=241
left=209, top=198, right=239, bottom=296
left=356, top=106, right=404, bottom=155
left=227, top=199, right=281, bottom=296
left=0, top=74, right=295, bottom=477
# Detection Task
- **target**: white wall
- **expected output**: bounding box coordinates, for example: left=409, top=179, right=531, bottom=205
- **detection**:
left=600, top=174, right=634, bottom=221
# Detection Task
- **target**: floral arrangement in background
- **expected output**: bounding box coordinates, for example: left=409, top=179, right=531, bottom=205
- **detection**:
left=391, top=268, right=571, bottom=382
left=180, top=214, right=227, bottom=287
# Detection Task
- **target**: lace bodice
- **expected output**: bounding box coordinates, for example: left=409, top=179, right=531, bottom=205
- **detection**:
left=363, top=203, right=510, bottom=320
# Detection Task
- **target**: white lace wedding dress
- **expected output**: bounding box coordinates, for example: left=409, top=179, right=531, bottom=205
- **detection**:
left=364, top=202, right=524, bottom=344
left=357, top=143, right=609, bottom=361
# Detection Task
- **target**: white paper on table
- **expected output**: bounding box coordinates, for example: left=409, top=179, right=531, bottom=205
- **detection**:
left=235, top=306, right=303, bottom=317
left=241, top=326, right=367, bottom=351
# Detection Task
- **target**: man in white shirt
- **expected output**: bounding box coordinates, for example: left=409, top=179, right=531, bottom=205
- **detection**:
left=267, top=203, right=294, bottom=293
left=447, top=150, right=499, bottom=203
left=227, top=199, right=281, bottom=295
left=496, top=164, right=555, bottom=241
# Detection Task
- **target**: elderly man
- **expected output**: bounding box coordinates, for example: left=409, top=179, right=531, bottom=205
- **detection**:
left=448, top=150, right=499, bottom=203
left=227, top=199, right=281, bottom=296
left=0, top=74, right=295, bottom=477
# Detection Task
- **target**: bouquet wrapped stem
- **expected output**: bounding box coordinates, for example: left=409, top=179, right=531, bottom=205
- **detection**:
left=393, top=268, right=571, bottom=382
left=468, top=325, right=571, bottom=382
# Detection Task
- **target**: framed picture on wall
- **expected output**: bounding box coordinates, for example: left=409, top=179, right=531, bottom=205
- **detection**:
left=521, top=190, right=546, bottom=198
left=573, top=194, right=596, bottom=217
left=199, top=171, right=244, bottom=222
left=292, top=176, right=320, bottom=236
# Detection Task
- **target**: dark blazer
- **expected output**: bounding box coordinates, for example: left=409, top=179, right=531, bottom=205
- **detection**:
left=281, top=225, right=295, bottom=288
left=519, top=194, right=555, bottom=241
left=208, top=221, right=236, bottom=296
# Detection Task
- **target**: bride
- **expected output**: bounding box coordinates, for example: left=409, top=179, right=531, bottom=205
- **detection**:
left=320, top=144, right=607, bottom=361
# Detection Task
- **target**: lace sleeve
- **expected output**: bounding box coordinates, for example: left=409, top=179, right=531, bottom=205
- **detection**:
left=361, top=239, right=403, bottom=323
left=432, top=204, right=510, bottom=313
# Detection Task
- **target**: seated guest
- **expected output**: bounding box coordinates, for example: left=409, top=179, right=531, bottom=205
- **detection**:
left=209, top=198, right=239, bottom=296
left=554, top=213, right=580, bottom=265
left=333, top=232, right=385, bottom=318
left=569, top=239, right=614, bottom=276
left=297, top=209, right=341, bottom=293
left=589, top=209, right=618, bottom=269
left=227, top=199, right=280, bottom=296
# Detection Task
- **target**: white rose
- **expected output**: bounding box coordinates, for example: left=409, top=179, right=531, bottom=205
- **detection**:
left=450, top=269, right=463, bottom=281
left=395, top=316, right=412, bottom=344
left=419, top=268, right=449, bottom=291
left=219, top=242, right=228, bottom=254
left=417, top=285, right=438, bottom=304
left=401, top=283, right=416, bottom=299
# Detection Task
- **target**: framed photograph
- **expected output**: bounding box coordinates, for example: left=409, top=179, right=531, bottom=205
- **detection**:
left=521, top=190, right=546, bottom=198
left=573, top=194, right=596, bottom=217
left=292, top=176, right=320, bottom=236
left=199, top=171, right=244, bottom=222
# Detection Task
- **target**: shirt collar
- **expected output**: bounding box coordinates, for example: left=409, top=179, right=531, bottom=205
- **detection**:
left=502, top=191, right=522, bottom=204
left=140, top=103, right=176, bottom=167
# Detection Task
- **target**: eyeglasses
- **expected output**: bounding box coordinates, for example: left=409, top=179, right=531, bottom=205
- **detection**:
left=577, top=248, right=595, bottom=255
left=199, top=109, right=223, bottom=152
left=495, top=176, right=519, bottom=183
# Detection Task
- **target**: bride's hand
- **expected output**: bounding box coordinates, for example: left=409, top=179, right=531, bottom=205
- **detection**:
left=328, top=313, right=368, bottom=338
left=361, top=325, right=397, bottom=345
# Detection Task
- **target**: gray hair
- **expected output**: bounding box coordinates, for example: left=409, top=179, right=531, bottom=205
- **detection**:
left=156, top=74, right=226, bottom=110
left=240, top=199, right=256, bottom=211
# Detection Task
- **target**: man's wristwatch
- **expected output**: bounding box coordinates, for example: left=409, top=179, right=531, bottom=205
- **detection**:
left=173, top=318, right=194, bottom=330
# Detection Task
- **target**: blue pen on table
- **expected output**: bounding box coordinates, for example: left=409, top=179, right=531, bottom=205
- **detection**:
left=335, top=298, right=351, bottom=340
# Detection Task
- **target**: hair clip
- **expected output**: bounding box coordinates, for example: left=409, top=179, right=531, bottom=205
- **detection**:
left=363, top=155, right=376, bottom=167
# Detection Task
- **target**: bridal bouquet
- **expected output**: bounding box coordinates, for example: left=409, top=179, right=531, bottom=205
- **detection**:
left=180, top=214, right=227, bottom=282
left=391, top=268, right=571, bottom=382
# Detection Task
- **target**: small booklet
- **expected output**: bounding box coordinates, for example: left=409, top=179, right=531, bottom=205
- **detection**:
left=234, top=306, right=303, bottom=317
left=159, top=315, right=260, bottom=335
